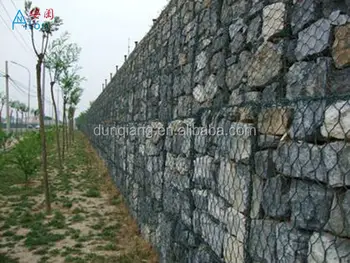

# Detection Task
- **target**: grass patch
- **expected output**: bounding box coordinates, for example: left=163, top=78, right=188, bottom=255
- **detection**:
left=71, top=213, right=85, bottom=223
left=84, top=187, right=100, bottom=198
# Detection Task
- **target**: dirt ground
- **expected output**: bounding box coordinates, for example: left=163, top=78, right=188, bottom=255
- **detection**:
left=0, top=132, right=159, bottom=263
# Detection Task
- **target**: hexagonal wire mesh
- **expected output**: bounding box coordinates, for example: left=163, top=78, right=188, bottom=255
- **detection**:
left=76, top=0, right=350, bottom=262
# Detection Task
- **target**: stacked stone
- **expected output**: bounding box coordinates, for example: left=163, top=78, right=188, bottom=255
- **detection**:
left=79, top=0, right=350, bottom=262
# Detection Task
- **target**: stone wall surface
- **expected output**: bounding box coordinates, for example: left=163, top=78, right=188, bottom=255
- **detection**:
left=78, top=0, right=350, bottom=262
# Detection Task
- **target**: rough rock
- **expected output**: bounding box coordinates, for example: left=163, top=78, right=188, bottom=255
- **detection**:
left=199, top=213, right=224, bottom=257
left=223, top=234, right=244, bottom=263
left=295, top=19, right=331, bottom=61
left=262, top=3, right=286, bottom=40
left=285, top=58, right=331, bottom=99
left=329, top=10, right=350, bottom=25
left=224, top=207, right=247, bottom=243
left=193, top=156, right=215, bottom=189
left=229, top=122, right=254, bottom=162
left=275, top=142, right=327, bottom=183
left=289, top=180, right=333, bottom=230
left=290, top=100, right=326, bottom=140
left=193, top=74, right=218, bottom=103
left=325, top=190, right=350, bottom=238
left=276, top=223, right=311, bottom=263
left=322, top=142, right=350, bottom=187
left=332, top=24, right=350, bottom=68
left=247, top=15, right=262, bottom=44
left=308, top=232, right=350, bottom=263
left=321, top=100, right=350, bottom=139
left=247, top=42, right=283, bottom=87
left=258, top=107, right=293, bottom=135
left=218, top=160, right=251, bottom=213
left=249, top=220, right=277, bottom=263
left=262, top=176, right=291, bottom=219
left=226, top=51, right=252, bottom=90
left=255, top=150, right=276, bottom=178
left=291, top=0, right=318, bottom=34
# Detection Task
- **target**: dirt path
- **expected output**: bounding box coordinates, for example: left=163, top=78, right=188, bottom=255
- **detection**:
left=0, top=132, right=158, bottom=263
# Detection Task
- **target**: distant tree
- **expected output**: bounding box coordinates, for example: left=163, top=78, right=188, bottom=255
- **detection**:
left=60, top=68, right=84, bottom=158
left=45, top=31, right=81, bottom=173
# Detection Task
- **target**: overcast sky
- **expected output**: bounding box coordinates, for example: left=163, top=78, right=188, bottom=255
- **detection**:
left=0, top=0, right=168, bottom=119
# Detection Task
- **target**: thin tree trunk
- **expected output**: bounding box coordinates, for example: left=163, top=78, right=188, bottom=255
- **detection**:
left=36, top=58, right=51, bottom=214
left=62, top=102, right=66, bottom=160
left=50, top=82, right=63, bottom=174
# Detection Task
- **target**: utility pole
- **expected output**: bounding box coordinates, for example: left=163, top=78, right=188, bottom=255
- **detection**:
left=5, top=61, right=10, bottom=133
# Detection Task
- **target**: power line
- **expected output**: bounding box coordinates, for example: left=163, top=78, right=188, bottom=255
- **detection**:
left=9, top=78, right=53, bottom=106
left=0, top=2, right=34, bottom=56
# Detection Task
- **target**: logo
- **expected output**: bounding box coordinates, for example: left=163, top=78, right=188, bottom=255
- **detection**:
left=12, top=8, right=54, bottom=30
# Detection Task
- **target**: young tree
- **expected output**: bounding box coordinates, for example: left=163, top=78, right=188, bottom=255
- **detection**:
left=24, top=0, right=63, bottom=213
left=45, top=32, right=81, bottom=173
left=60, top=68, right=84, bottom=158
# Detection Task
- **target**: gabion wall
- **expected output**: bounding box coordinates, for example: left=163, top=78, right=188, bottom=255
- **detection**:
left=78, top=0, right=350, bottom=262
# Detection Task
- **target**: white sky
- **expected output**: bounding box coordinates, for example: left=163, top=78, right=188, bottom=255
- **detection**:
left=0, top=0, right=168, bottom=119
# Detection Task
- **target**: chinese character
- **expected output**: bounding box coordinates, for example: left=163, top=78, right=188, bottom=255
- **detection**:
left=12, top=10, right=26, bottom=30
left=44, top=8, right=54, bottom=20
left=29, top=7, right=40, bottom=20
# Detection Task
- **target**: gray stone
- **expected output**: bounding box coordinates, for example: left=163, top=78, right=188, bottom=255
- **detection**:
left=192, top=189, right=209, bottom=211
left=262, top=176, right=291, bottom=218
left=275, top=141, right=327, bottom=183
left=196, top=51, right=208, bottom=71
left=194, top=134, right=207, bottom=153
left=248, top=42, right=283, bottom=87
left=329, top=67, right=350, bottom=95
left=249, top=220, right=277, bottom=263
left=262, top=3, right=287, bottom=40
left=190, top=245, right=218, bottom=263
left=262, top=82, right=280, bottom=103
left=229, top=18, right=247, bottom=39
left=229, top=122, right=254, bottom=162
left=285, top=58, right=331, bottom=100
left=247, top=15, right=262, bottom=44
left=289, top=180, right=333, bottom=230
left=308, top=232, right=350, bottom=263
left=295, top=19, right=331, bottom=61
left=224, top=207, right=247, bottom=242
left=145, top=139, right=163, bottom=156
left=226, top=51, right=252, bottom=90
left=276, top=222, right=311, bottom=263
left=199, top=213, right=224, bottom=258
left=223, top=234, right=244, bottom=263
left=291, top=0, right=318, bottom=34
left=329, top=10, right=350, bottom=25
left=290, top=100, right=326, bottom=140
left=322, top=142, right=350, bottom=187
left=321, top=100, right=350, bottom=139
left=218, top=159, right=251, bottom=213
left=255, top=150, right=276, bottom=179
left=325, top=190, right=350, bottom=238
left=193, top=156, right=215, bottom=189
left=175, top=156, right=191, bottom=175
left=207, top=192, right=227, bottom=221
